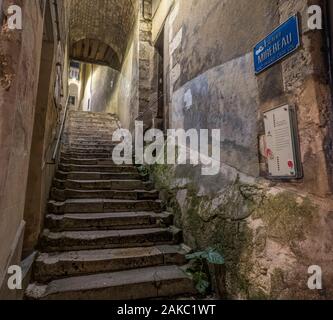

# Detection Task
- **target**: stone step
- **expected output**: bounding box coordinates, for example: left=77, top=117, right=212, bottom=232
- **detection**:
left=66, top=131, right=117, bottom=137
left=67, top=122, right=117, bottom=127
left=55, top=171, right=141, bottom=181
left=67, top=121, right=116, bottom=126
left=62, top=147, right=117, bottom=154
left=66, top=128, right=117, bottom=134
left=61, top=152, right=129, bottom=159
left=40, top=227, right=182, bottom=252
left=26, top=265, right=195, bottom=300
left=67, top=122, right=117, bottom=126
left=60, top=157, right=123, bottom=165
left=58, top=163, right=138, bottom=173
left=68, top=112, right=117, bottom=118
left=47, top=199, right=163, bottom=214
left=67, top=121, right=117, bottom=126
left=65, top=130, right=116, bottom=136
left=45, top=212, right=173, bottom=231
left=64, top=141, right=118, bottom=147
left=67, top=117, right=117, bottom=123
left=64, top=134, right=118, bottom=140
left=53, top=178, right=153, bottom=191
left=33, top=245, right=189, bottom=283
left=51, top=188, right=159, bottom=201
left=63, top=141, right=121, bottom=148
left=64, top=143, right=118, bottom=149
left=68, top=115, right=116, bottom=119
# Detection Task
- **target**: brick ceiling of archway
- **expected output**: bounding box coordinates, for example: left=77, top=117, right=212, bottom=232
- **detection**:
left=69, top=0, right=137, bottom=69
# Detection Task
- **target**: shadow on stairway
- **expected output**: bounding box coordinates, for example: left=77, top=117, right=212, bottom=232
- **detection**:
left=25, top=111, right=197, bottom=300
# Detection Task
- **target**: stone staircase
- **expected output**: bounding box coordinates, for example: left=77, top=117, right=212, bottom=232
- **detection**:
left=25, top=111, right=196, bottom=300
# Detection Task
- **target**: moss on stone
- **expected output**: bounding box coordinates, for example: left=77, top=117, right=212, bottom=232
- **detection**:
left=270, top=268, right=286, bottom=299
left=146, top=161, right=318, bottom=299
left=253, top=192, right=316, bottom=247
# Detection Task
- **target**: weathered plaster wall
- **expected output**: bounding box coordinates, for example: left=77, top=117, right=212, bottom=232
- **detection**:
left=111, top=26, right=140, bottom=131
left=0, top=0, right=70, bottom=298
left=23, top=0, right=70, bottom=259
left=89, top=0, right=156, bottom=132
left=80, top=63, right=118, bottom=113
left=0, top=0, right=44, bottom=298
left=110, top=0, right=155, bottom=132
left=149, top=0, right=333, bottom=299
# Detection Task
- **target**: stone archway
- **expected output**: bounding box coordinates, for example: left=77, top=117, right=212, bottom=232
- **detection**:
left=69, top=0, right=136, bottom=68
left=71, top=38, right=121, bottom=70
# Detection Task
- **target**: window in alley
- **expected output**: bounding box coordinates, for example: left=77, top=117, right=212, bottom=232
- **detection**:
left=69, top=61, right=80, bottom=80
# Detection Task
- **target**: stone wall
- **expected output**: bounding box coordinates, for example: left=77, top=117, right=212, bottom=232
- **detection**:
left=110, top=0, right=156, bottom=132
left=110, top=12, right=140, bottom=131
left=149, top=0, right=333, bottom=299
left=0, top=0, right=44, bottom=298
left=0, top=0, right=69, bottom=298
left=69, top=0, right=136, bottom=66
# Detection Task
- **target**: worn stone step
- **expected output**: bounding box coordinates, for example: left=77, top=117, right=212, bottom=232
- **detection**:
left=69, top=114, right=117, bottom=118
left=66, top=118, right=118, bottom=128
left=66, top=129, right=117, bottom=135
left=68, top=117, right=117, bottom=123
left=65, top=130, right=115, bottom=135
left=66, top=131, right=117, bottom=137
left=68, top=112, right=117, bottom=119
left=62, top=147, right=117, bottom=154
left=40, top=227, right=182, bottom=252
left=63, top=142, right=121, bottom=148
left=51, top=188, right=159, bottom=201
left=61, top=152, right=131, bottom=160
left=67, top=124, right=117, bottom=129
left=58, top=163, right=137, bottom=173
left=55, top=171, right=141, bottom=181
left=45, top=212, right=173, bottom=231
left=33, top=245, right=189, bottom=283
left=58, top=163, right=138, bottom=174
left=53, top=178, right=153, bottom=191
left=48, top=199, right=163, bottom=214
left=65, top=131, right=116, bottom=137
left=64, top=141, right=118, bottom=147
left=66, top=118, right=118, bottom=127
left=64, top=131, right=116, bottom=136
left=65, top=134, right=118, bottom=140
left=60, top=157, right=123, bottom=165
left=68, top=122, right=116, bottom=127
left=26, top=265, right=195, bottom=300
left=61, top=150, right=112, bottom=159
left=63, top=144, right=118, bottom=150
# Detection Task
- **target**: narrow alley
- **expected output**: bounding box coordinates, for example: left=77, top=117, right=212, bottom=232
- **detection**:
left=0, top=0, right=333, bottom=302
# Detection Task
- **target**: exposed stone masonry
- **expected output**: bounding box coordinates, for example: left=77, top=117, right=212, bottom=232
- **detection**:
left=69, top=0, right=137, bottom=66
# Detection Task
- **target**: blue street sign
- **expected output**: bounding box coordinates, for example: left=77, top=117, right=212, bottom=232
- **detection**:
left=254, top=15, right=300, bottom=74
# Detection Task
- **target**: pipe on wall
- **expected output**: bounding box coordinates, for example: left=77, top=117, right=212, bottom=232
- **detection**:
left=0, top=0, right=3, bottom=26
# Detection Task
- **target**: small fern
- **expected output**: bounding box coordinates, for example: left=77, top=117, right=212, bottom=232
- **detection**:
left=186, top=247, right=225, bottom=295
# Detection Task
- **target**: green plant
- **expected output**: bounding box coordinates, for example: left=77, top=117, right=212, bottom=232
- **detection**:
left=186, top=247, right=225, bottom=295
left=137, top=165, right=149, bottom=177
